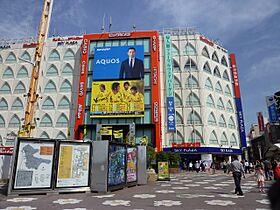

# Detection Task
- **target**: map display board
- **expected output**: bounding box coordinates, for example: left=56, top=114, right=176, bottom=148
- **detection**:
left=126, top=147, right=137, bottom=183
left=56, top=142, right=91, bottom=188
left=13, top=139, right=55, bottom=189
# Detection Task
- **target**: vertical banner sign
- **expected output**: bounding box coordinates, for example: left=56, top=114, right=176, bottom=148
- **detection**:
left=257, top=112, right=265, bottom=132
left=230, top=54, right=246, bottom=148
left=164, top=34, right=176, bottom=131
left=266, top=96, right=279, bottom=123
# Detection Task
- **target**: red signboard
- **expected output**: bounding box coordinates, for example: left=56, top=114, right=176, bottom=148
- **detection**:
left=200, top=36, right=214, bottom=46
left=229, top=54, right=241, bottom=98
left=172, top=142, right=201, bottom=148
left=257, top=112, right=265, bottom=132
left=0, top=146, right=14, bottom=155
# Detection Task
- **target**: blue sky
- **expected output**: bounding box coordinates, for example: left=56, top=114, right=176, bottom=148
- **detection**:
left=1, top=0, right=280, bottom=134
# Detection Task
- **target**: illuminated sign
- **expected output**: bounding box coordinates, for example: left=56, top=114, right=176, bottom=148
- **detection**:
left=82, top=39, right=88, bottom=55
left=153, top=67, right=157, bottom=85
left=79, top=82, right=84, bottom=97
left=52, top=37, right=82, bottom=42
left=77, top=104, right=83, bottom=119
left=154, top=102, right=159, bottom=122
left=152, top=35, right=157, bottom=52
left=200, top=36, right=214, bottom=46
left=172, top=142, right=201, bottom=148
left=23, top=43, right=37, bottom=48
left=57, top=41, right=78, bottom=46
left=108, top=32, right=131, bottom=38
left=0, top=146, right=14, bottom=155
left=81, top=61, right=86, bottom=75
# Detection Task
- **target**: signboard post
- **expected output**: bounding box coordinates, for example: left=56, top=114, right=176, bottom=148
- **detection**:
left=157, top=161, right=170, bottom=181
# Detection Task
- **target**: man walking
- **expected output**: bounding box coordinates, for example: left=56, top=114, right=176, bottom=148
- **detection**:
left=228, top=157, right=245, bottom=196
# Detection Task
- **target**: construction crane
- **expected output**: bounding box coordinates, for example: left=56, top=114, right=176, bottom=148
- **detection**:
left=20, top=0, right=54, bottom=137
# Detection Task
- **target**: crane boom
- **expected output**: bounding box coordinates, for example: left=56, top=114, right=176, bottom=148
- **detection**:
left=22, top=0, right=54, bottom=137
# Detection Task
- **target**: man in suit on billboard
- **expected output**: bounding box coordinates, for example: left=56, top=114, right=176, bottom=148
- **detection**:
left=119, top=47, right=144, bottom=80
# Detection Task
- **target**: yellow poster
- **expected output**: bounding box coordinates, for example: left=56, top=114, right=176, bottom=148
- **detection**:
left=90, top=80, right=144, bottom=118
left=58, top=146, right=72, bottom=179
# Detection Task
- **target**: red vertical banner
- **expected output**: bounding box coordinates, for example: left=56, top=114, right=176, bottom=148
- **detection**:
left=229, top=54, right=241, bottom=98
left=257, top=112, right=265, bottom=132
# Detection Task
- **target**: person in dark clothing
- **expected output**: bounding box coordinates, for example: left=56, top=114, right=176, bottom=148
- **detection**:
left=228, top=157, right=245, bottom=196
left=268, top=178, right=280, bottom=210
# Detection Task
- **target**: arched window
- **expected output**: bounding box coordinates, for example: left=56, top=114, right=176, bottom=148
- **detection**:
left=184, top=43, right=196, bottom=55
left=184, top=59, right=197, bottom=71
left=40, top=131, right=50, bottom=139
left=5, top=52, right=17, bottom=63
left=2, top=67, right=14, bottom=78
left=220, top=133, right=228, bottom=145
left=46, top=65, right=59, bottom=76
left=173, top=59, right=180, bottom=72
left=186, top=76, right=199, bottom=89
left=62, top=64, right=73, bottom=75
left=60, top=80, right=72, bottom=92
left=223, top=70, right=230, bottom=81
left=176, top=112, right=184, bottom=124
left=221, top=56, right=228, bottom=67
left=174, top=131, right=184, bottom=144
left=40, top=114, right=53, bottom=127
left=11, top=98, right=23, bottom=110
left=174, top=76, right=181, bottom=89
left=219, top=115, right=227, bottom=127
left=226, top=101, right=234, bottom=113
left=63, top=49, right=75, bottom=60
left=206, top=95, right=215, bottom=108
left=8, top=115, right=20, bottom=128
left=215, top=82, right=223, bottom=94
left=0, top=82, right=11, bottom=94
left=14, top=82, right=26, bottom=94
left=202, top=46, right=210, bottom=58
left=188, top=130, right=203, bottom=143
left=187, top=111, right=202, bottom=124
left=56, top=114, right=69, bottom=127
left=186, top=93, right=200, bottom=106
left=44, top=80, right=57, bottom=92
left=228, top=117, right=236, bottom=129
left=20, top=51, right=31, bottom=61
left=0, top=55, right=2, bottom=63
left=17, top=66, right=28, bottom=78
left=56, top=131, right=67, bottom=140
left=208, top=112, right=217, bottom=126
left=0, top=98, right=8, bottom=110
left=58, top=96, right=70, bottom=109
left=175, top=94, right=183, bottom=107
left=212, top=51, right=219, bottom=63
left=172, top=44, right=179, bottom=56
left=209, top=131, right=218, bottom=144
left=224, top=85, right=232, bottom=97
left=230, top=134, right=238, bottom=146
left=203, top=62, right=211, bottom=74
left=0, top=115, right=5, bottom=128
left=42, top=97, right=55, bottom=109
left=217, top=98, right=225, bottom=110
left=49, top=50, right=60, bottom=61
left=205, top=78, right=213, bottom=90
left=213, top=66, right=221, bottom=78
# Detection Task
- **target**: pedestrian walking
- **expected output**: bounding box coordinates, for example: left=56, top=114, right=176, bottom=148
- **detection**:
left=223, top=160, right=227, bottom=173
left=228, top=157, right=245, bottom=196
left=263, top=159, right=272, bottom=180
left=194, top=161, right=200, bottom=173
left=188, top=161, right=193, bottom=172
left=271, top=159, right=280, bottom=180
left=255, top=165, right=265, bottom=192
left=244, top=160, right=250, bottom=174
left=210, top=161, right=216, bottom=174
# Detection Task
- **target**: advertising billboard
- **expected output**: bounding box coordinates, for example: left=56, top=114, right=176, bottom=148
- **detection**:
left=126, top=147, right=137, bottom=183
left=93, top=46, right=144, bottom=80
left=266, top=96, right=279, bottom=123
left=90, top=80, right=144, bottom=118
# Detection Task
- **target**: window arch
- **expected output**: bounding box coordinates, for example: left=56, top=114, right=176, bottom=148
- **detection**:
left=0, top=82, right=11, bottom=94
left=173, top=59, right=180, bottom=72
left=223, top=70, right=230, bottom=81
left=206, top=94, right=215, bottom=108
left=46, top=65, right=59, bottom=76
left=213, top=66, right=221, bottom=78
left=60, top=80, right=72, bottom=92
left=230, top=134, right=238, bottom=146
left=62, top=64, right=73, bottom=75
left=188, top=130, right=203, bottom=143
left=174, top=76, right=181, bottom=89
left=186, top=76, right=199, bottom=89
left=184, top=43, right=196, bottom=55
left=49, top=49, right=60, bottom=61
left=3, top=67, right=14, bottom=78
left=208, top=112, right=217, bottom=126
left=224, top=85, right=232, bottom=97
left=44, top=80, right=57, bottom=92
left=205, top=78, right=213, bottom=90
left=11, top=98, right=23, bottom=110
left=58, top=96, right=70, bottom=109
left=184, top=59, right=197, bottom=71
left=218, top=115, right=227, bottom=127
left=176, top=112, right=184, bottom=124
left=186, top=93, right=200, bottom=106
left=202, top=46, right=210, bottom=58
left=42, top=96, right=55, bottom=109
left=212, top=51, right=219, bottom=63
left=215, top=82, right=223, bottom=94
left=17, top=66, right=28, bottom=78
left=5, top=52, right=17, bottom=63
left=0, top=98, right=8, bottom=110
left=0, top=115, right=5, bottom=128
left=228, top=117, right=236, bottom=129
left=203, top=62, right=211, bottom=74
left=209, top=131, right=218, bottom=144
left=217, top=98, right=225, bottom=110
left=187, top=111, right=202, bottom=124
left=175, top=94, right=183, bottom=107
left=226, top=100, right=234, bottom=113
left=63, top=49, right=75, bottom=60
left=14, top=81, right=26, bottom=94
left=8, top=115, right=20, bottom=128
left=20, top=51, right=31, bottom=61
left=56, top=114, right=69, bottom=127
left=40, top=131, right=50, bottom=139
left=221, top=56, right=228, bottom=67
left=56, top=131, right=67, bottom=140
left=174, top=131, right=184, bottom=144
left=172, top=44, right=179, bottom=56
left=40, top=114, right=53, bottom=127
left=220, top=132, right=228, bottom=145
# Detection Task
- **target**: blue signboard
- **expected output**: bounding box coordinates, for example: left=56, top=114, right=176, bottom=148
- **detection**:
left=93, top=46, right=144, bottom=80
left=266, top=96, right=279, bottom=123
left=163, top=147, right=242, bottom=155
left=235, top=98, right=246, bottom=148
left=167, top=97, right=176, bottom=131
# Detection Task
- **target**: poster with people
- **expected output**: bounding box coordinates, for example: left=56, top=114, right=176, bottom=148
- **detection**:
left=90, top=80, right=144, bottom=117
left=126, top=147, right=137, bottom=183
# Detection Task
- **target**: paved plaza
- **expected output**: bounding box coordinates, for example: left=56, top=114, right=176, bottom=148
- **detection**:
left=0, top=171, right=273, bottom=210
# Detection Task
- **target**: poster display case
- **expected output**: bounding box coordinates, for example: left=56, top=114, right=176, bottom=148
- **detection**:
left=126, top=146, right=137, bottom=186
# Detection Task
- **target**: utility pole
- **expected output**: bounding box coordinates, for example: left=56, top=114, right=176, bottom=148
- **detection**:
left=21, top=0, right=54, bottom=137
